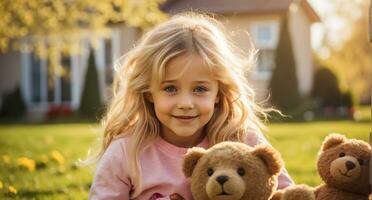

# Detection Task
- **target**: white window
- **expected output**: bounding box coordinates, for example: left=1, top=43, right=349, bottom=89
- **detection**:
left=250, top=21, right=279, bottom=80
left=250, top=21, right=279, bottom=49
left=60, top=56, right=72, bottom=103
left=253, top=49, right=276, bottom=80
left=27, top=52, right=73, bottom=107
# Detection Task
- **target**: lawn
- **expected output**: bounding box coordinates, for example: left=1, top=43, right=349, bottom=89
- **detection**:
left=0, top=109, right=370, bottom=199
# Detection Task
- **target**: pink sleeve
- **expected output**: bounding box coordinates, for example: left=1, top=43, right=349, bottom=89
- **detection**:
left=89, top=139, right=131, bottom=200
left=245, top=130, right=294, bottom=189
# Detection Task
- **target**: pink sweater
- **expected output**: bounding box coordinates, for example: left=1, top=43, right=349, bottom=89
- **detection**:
left=89, top=132, right=294, bottom=200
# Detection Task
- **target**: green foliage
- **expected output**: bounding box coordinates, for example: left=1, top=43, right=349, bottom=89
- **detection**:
left=318, top=0, right=372, bottom=104
left=312, top=67, right=354, bottom=108
left=0, top=87, right=26, bottom=119
left=0, top=0, right=167, bottom=76
left=78, top=51, right=103, bottom=119
left=269, top=17, right=301, bottom=112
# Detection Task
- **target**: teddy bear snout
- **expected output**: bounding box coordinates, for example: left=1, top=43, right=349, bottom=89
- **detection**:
left=345, top=160, right=355, bottom=170
left=205, top=169, right=246, bottom=200
left=330, top=156, right=361, bottom=182
left=216, top=175, right=229, bottom=185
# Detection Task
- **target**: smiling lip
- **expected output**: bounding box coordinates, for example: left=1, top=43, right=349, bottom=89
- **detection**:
left=172, top=115, right=199, bottom=122
left=338, top=169, right=351, bottom=177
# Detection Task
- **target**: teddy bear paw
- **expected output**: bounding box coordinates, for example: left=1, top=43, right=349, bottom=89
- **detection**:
left=281, top=184, right=315, bottom=200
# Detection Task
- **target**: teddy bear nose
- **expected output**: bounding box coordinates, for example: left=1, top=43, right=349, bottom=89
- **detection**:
left=345, top=160, right=356, bottom=170
left=216, top=175, right=229, bottom=185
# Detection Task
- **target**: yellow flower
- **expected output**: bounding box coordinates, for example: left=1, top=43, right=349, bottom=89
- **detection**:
left=8, top=185, right=17, bottom=194
left=50, top=150, right=65, bottom=165
left=17, top=157, right=36, bottom=172
left=2, top=155, right=11, bottom=164
left=0, top=180, right=3, bottom=189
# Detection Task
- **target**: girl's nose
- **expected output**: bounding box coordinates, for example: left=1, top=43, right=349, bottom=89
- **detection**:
left=177, top=94, right=194, bottom=109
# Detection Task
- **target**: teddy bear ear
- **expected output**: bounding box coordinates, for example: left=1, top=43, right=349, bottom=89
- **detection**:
left=321, top=133, right=346, bottom=151
left=182, top=147, right=206, bottom=177
left=251, top=144, right=283, bottom=176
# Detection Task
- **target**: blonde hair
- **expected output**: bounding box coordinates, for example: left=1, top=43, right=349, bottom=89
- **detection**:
left=99, top=12, right=271, bottom=197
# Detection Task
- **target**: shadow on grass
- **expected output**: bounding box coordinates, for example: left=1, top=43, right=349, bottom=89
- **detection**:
left=14, top=189, right=65, bottom=198
left=67, top=182, right=92, bottom=190
left=13, top=183, right=91, bottom=198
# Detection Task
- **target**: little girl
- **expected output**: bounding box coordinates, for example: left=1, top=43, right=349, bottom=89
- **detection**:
left=89, top=13, right=293, bottom=200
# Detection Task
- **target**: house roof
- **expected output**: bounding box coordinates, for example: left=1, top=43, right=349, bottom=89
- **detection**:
left=161, top=0, right=320, bottom=22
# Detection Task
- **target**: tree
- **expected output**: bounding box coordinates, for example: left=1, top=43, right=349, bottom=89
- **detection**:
left=0, top=0, right=167, bottom=75
left=269, top=16, right=301, bottom=112
left=315, top=0, right=372, bottom=104
left=78, top=50, right=102, bottom=118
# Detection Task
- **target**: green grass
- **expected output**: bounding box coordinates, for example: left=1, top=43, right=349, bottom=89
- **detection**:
left=266, top=120, right=369, bottom=186
left=0, top=106, right=370, bottom=199
left=0, top=124, right=100, bottom=199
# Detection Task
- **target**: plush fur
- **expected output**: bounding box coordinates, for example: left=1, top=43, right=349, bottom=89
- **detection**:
left=314, top=133, right=371, bottom=200
left=182, top=141, right=315, bottom=200
left=271, top=184, right=315, bottom=200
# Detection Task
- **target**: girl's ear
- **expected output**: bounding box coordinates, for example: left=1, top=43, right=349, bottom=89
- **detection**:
left=145, top=92, right=154, bottom=103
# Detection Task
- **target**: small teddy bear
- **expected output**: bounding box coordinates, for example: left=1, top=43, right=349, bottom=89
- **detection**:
left=182, top=141, right=315, bottom=200
left=314, top=133, right=371, bottom=200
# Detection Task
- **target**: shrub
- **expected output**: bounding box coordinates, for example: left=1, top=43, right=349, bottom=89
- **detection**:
left=312, top=67, right=354, bottom=108
left=0, top=87, right=26, bottom=119
left=269, top=16, right=301, bottom=112
left=78, top=50, right=103, bottom=119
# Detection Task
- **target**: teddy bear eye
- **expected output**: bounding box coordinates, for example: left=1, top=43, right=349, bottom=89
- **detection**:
left=339, top=152, right=345, bottom=157
left=237, top=167, right=245, bottom=176
left=207, top=168, right=214, bottom=176
left=358, top=159, right=364, bottom=165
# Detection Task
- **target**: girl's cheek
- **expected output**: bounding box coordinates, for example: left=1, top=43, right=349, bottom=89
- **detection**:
left=198, top=98, right=218, bottom=109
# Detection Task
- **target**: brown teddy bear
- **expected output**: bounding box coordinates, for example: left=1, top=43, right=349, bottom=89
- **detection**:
left=182, top=141, right=315, bottom=200
left=314, top=133, right=371, bottom=200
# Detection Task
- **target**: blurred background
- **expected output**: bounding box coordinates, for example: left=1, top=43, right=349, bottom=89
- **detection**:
left=0, top=0, right=371, bottom=199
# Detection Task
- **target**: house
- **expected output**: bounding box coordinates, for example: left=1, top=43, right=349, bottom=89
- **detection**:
left=161, top=0, right=320, bottom=100
left=0, top=25, right=140, bottom=121
left=0, top=0, right=319, bottom=121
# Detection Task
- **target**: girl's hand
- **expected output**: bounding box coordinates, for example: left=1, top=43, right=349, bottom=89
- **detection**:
left=169, top=193, right=185, bottom=200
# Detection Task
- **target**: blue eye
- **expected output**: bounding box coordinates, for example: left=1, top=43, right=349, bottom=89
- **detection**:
left=194, top=86, right=208, bottom=93
left=164, top=86, right=177, bottom=93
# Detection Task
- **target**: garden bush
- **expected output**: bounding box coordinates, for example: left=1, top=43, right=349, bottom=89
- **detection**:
left=269, top=16, right=301, bottom=112
left=78, top=50, right=103, bottom=120
left=312, top=67, right=354, bottom=108
left=0, top=87, right=26, bottom=119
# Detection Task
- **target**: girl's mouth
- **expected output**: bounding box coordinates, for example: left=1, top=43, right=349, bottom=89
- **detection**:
left=172, top=115, right=199, bottom=122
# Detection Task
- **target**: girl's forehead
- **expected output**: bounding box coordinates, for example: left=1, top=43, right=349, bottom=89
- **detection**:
left=163, top=53, right=216, bottom=81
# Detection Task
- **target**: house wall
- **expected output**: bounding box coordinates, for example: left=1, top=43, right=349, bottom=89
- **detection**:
left=0, top=51, right=22, bottom=107
left=219, top=13, right=281, bottom=55
left=220, top=8, right=314, bottom=100
left=117, top=25, right=141, bottom=56
left=218, top=14, right=282, bottom=101
left=288, top=3, right=313, bottom=97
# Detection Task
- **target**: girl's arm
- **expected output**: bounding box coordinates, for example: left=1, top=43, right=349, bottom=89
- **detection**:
left=89, top=139, right=131, bottom=200
left=246, top=130, right=295, bottom=189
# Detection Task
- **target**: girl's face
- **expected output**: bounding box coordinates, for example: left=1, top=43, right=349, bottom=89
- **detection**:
left=149, top=54, right=220, bottom=147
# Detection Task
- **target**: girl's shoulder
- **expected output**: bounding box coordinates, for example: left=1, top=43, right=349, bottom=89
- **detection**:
left=104, top=134, right=132, bottom=159
left=244, top=129, right=270, bottom=146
